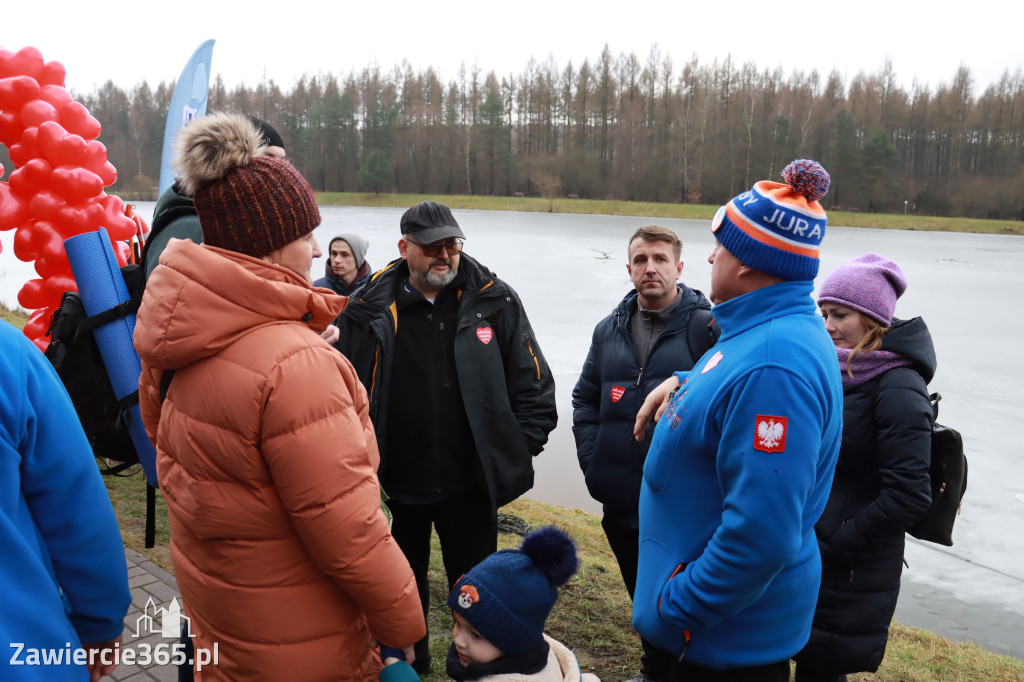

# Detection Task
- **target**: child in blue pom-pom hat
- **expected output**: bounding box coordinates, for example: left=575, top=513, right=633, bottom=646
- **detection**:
left=379, top=526, right=600, bottom=681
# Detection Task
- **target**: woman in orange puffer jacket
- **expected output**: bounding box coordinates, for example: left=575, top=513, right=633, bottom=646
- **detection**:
left=134, top=112, right=424, bottom=681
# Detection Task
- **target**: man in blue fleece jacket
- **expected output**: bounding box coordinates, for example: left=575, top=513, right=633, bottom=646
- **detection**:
left=631, top=160, right=843, bottom=681
left=0, top=320, right=131, bottom=681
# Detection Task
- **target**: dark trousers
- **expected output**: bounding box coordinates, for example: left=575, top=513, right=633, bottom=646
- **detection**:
left=667, top=659, right=791, bottom=682
left=602, top=516, right=675, bottom=679
left=388, top=489, right=497, bottom=668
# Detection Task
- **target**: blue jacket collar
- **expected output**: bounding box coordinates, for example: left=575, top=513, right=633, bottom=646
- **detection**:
left=713, top=280, right=816, bottom=341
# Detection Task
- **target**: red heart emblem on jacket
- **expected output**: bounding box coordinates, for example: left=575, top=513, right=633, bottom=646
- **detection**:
left=610, top=386, right=625, bottom=402
left=476, top=327, right=493, bottom=344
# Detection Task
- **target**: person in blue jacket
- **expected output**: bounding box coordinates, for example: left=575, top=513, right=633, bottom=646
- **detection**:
left=573, top=225, right=718, bottom=682
left=0, top=319, right=131, bottom=681
left=631, top=160, right=844, bottom=681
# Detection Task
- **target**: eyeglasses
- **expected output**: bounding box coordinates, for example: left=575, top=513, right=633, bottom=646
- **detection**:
left=406, top=237, right=464, bottom=257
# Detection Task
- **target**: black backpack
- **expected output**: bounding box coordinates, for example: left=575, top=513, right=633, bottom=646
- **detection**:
left=44, top=229, right=179, bottom=548
left=45, top=263, right=148, bottom=476
left=686, top=306, right=719, bottom=361
left=907, top=392, right=968, bottom=546
left=44, top=204, right=186, bottom=462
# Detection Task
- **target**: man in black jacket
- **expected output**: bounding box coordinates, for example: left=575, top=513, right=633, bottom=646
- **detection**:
left=334, top=201, right=557, bottom=674
left=573, top=225, right=718, bottom=682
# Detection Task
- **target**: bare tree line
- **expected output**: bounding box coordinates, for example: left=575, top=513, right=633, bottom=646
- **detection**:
left=31, top=46, right=1024, bottom=220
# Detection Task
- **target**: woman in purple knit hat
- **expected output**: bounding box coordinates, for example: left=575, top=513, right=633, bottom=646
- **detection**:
left=793, top=253, right=935, bottom=681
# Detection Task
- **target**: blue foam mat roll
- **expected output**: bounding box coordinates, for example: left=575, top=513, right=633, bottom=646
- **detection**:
left=64, top=228, right=159, bottom=486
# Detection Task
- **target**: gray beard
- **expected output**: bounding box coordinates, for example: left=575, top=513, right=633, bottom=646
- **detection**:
left=411, top=264, right=457, bottom=290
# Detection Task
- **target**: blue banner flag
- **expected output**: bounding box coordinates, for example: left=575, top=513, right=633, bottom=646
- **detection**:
left=157, top=39, right=215, bottom=196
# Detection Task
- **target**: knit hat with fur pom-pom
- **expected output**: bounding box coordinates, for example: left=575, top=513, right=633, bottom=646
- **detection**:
left=447, top=527, right=579, bottom=655
left=711, top=159, right=830, bottom=281
left=172, top=111, right=319, bottom=258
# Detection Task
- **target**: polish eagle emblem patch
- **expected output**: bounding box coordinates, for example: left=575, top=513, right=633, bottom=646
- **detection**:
left=754, top=415, right=788, bottom=453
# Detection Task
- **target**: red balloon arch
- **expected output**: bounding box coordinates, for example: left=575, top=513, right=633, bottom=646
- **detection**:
left=0, top=45, right=146, bottom=351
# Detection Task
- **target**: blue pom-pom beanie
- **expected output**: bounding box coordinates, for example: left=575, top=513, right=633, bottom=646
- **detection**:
left=447, top=527, right=579, bottom=656
left=711, top=159, right=831, bottom=281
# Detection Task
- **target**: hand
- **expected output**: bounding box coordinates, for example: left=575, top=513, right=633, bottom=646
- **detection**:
left=319, top=324, right=340, bottom=344
left=83, top=634, right=122, bottom=681
left=633, top=375, right=680, bottom=441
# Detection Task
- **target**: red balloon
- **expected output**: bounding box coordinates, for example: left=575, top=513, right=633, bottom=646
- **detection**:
left=35, top=252, right=74, bottom=279
left=13, top=222, right=40, bottom=261
left=38, top=84, right=71, bottom=109
left=18, top=278, right=50, bottom=310
left=81, top=140, right=116, bottom=186
left=0, top=75, right=40, bottom=109
left=113, top=240, right=131, bottom=266
left=52, top=203, right=93, bottom=236
left=98, top=161, right=117, bottom=187
left=28, top=189, right=63, bottom=222
left=7, top=125, right=41, bottom=167
left=101, top=194, right=137, bottom=241
left=23, top=308, right=54, bottom=348
left=0, top=181, right=28, bottom=229
left=52, top=166, right=103, bottom=204
left=8, top=157, right=53, bottom=198
left=28, top=220, right=58, bottom=249
left=0, top=110, right=21, bottom=146
left=38, top=120, right=86, bottom=167
left=20, top=98, right=57, bottom=128
left=1, top=45, right=133, bottom=348
left=0, top=47, right=44, bottom=80
left=38, top=224, right=69, bottom=260
left=45, top=274, right=78, bottom=299
left=61, top=101, right=101, bottom=140
left=19, top=274, right=79, bottom=313
left=39, top=60, right=66, bottom=87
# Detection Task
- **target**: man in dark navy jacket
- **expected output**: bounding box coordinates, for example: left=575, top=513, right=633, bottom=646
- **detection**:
left=572, top=225, right=718, bottom=682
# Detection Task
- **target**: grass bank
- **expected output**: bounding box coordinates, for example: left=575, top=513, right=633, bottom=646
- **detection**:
left=316, top=192, right=1024, bottom=236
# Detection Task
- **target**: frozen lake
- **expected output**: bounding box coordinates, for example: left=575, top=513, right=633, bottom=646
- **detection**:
left=2, top=203, right=1022, bottom=659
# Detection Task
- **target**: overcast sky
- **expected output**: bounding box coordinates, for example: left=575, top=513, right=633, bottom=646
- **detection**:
left=3, top=1, right=1021, bottom=96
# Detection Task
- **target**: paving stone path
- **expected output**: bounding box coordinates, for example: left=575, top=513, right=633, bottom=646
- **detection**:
left=108, top=547, right=182, bottom=681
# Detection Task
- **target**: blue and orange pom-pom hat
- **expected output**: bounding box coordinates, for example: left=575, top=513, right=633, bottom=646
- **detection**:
left=711, top=159, right=831, bottom=281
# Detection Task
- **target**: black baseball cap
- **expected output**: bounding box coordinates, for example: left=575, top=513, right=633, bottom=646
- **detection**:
left=400, top=201, right=466, bottom=243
